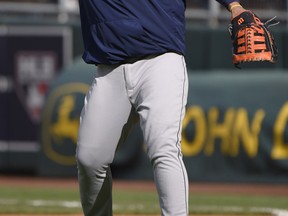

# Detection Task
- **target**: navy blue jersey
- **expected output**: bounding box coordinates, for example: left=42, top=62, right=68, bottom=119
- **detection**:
left=79, top=0, right=239, bottom=65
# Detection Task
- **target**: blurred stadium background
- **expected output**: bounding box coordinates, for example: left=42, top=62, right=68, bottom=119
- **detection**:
left=0, top=0, right=288, bottom=184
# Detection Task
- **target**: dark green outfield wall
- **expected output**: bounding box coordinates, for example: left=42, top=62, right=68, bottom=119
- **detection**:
left=1, top=19, right=288, bottom=182
left=37, top=58, right=288, bottom=183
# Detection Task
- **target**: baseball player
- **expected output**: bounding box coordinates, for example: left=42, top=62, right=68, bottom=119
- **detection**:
left=76, top=1, right=245, bottom=215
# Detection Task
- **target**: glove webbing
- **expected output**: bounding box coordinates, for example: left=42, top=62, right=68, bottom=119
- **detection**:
left=234, top=24, right=272, bottom=63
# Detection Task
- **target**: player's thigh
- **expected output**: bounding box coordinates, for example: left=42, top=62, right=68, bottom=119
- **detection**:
left=135, top=53, right=188, bottom=156
left=77, top=65, right=132, bottom=164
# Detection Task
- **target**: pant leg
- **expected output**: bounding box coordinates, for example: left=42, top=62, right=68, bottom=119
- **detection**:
left=76, top=64, right=132, bottom=216
left=126, top=53, right=189, bottom=216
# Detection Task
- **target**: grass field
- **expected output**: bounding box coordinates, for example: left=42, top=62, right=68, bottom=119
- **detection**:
left=0, top=182, right=288, bottom=216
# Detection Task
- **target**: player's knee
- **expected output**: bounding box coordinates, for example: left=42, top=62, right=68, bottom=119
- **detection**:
left=76, top=146, right=111, bottom=175
left=149, top=150, right=180, bottom=169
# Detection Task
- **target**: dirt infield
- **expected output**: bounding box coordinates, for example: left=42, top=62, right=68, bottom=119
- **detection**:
left=0, top=214, right=268, bottom=216
left=1, top=175, right=288, bottom=196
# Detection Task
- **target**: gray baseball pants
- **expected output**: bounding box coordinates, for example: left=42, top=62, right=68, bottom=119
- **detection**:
left=76, top=52, right=189, bottom=216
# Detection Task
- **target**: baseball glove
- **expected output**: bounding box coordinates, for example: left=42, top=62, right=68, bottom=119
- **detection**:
left=228, top=10, right=278, bottom=67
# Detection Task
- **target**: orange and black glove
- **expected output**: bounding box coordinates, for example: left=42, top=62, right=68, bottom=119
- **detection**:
left=228, top=10, right=278, bottom=67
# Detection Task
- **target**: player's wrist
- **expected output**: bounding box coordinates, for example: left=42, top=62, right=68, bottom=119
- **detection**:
left=229, top=2, right=245, bottom=19
left=229, top=3, right=242, bottom=11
